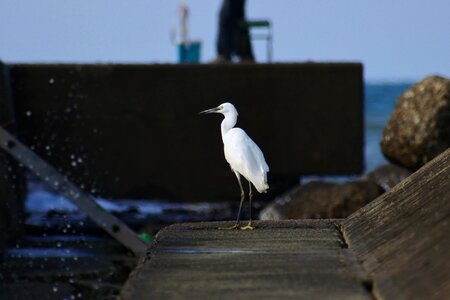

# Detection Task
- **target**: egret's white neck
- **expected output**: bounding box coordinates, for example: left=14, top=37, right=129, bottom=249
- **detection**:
left=220, top=111, right=237, bottom=143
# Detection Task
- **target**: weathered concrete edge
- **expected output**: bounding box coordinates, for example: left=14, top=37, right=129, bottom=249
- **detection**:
left=119, top=219, right=344, bottom=299
left=155, top=219, right=342, bottom=233
left=9, top=62, right=363, bottom=68
left=341, top=147, right=450, bottom=249
left=341, top=147, right=450, bottom=299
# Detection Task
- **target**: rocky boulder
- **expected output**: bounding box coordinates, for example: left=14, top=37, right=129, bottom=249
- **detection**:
left=381, top=76, right=450, bottom=170
left=362, top=164, right=412, bottom=191
left=259, top=180, right=384, bottom=220
left=258, top=191, right=292, bottom=220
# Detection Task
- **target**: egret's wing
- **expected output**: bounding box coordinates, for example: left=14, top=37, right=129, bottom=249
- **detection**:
left=247, top=137, right=269, bottom=173
left=224, top=130, right=254, bottom=174
left=246, top=136, right=269, bottom=189
left=224, top=128, right=269, bottom=192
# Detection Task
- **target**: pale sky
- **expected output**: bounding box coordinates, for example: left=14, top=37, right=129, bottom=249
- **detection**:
left=1, top=0, right=449, bottom=80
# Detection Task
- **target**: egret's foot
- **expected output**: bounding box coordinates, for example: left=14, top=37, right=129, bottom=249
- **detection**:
left=219, top=224, right=240, bottom=230
left=239, top=223, right=254, bottom=230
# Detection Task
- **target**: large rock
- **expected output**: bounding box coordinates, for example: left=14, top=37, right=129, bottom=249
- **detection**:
left=259, top=180, right=384, bottom=220
left=362, top=163, right=412, bottom=191
left=381, top=76, right=450, bottom=170
left=258, top=193, right=291, bottom=220
left=287, top=181, right=384, bottom=219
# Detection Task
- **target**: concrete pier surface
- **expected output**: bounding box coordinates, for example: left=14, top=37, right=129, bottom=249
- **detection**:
left=120, top=148, right=449, bottom=300
left=120, top=220, right=371, bottom=300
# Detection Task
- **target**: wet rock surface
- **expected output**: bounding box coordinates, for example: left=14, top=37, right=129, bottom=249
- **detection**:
left=362, top=163, right=412, bottom=191
left=287, top=181, right=384, bottom=219
left=381, top=75, right=450, bottom=170
left=260, top=180, right=384, bottom=220
left=258, top=193, right=291, bottom=220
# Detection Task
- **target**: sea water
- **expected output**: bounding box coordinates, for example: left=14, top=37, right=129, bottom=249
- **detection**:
left=364, top=81, right=412, bottom=172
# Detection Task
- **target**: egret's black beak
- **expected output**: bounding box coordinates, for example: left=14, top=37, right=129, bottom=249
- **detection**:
left=199, top=107, right=220, bottom=115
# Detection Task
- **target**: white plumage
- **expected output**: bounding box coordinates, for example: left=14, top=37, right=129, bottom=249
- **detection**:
left=223, top=127, right=269, bottom=193
left=200, top=102, right=269, bottom=230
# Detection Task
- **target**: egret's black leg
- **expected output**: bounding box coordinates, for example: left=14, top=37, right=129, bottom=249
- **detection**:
left=240, top=181, right=254, bottom=230
left=219, top=171, right=244, bottom=230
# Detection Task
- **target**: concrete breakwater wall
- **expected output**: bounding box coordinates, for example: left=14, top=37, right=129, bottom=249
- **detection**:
left=119, top=149, right=450, bottom=300
left=3, top=63, right=363, bottom=202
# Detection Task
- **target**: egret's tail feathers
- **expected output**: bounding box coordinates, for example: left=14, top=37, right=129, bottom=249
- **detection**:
left=255, top=182, right=269, bottom=194
left=253, top=169, right=269, bottom=193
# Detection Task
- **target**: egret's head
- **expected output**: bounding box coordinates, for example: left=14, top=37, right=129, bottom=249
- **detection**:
left=199, top=102, right=238, bottom=116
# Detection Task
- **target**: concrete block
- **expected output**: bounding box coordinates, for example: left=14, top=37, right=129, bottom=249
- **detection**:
left=9, top=63, right=363, bottom=201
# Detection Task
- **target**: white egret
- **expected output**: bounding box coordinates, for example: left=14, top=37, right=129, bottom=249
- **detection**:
left=200, top=102, right=269, bottom=230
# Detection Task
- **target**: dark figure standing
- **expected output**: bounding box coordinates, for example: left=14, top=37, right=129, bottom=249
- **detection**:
left=212, top=0, right=254, bottom=63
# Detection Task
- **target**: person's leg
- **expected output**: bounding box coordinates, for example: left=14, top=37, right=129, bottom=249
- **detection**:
left=238, top=28, right=254, bottom=61
left=231, top=0, right=254, bottom=61
left=216, top=0, right=232, bottom=61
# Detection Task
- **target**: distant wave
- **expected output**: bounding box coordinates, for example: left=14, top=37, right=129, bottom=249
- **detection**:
left=365, top=79, right=416, bottom=85
left=365, top=123, right=385, bottom=130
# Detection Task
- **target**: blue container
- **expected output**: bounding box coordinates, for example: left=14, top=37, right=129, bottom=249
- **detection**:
left=177, top=41, right=201, bottom=63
